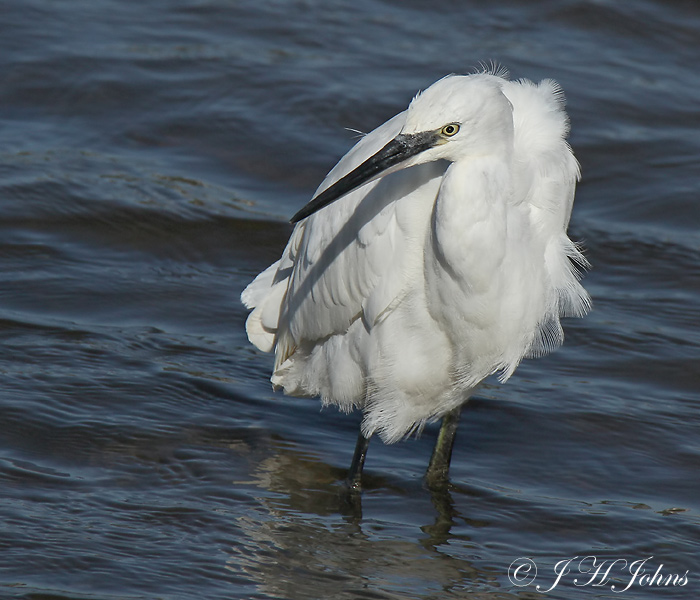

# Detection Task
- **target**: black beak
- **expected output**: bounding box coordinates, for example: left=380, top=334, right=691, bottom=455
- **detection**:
left=290, top=130, right=439, bottom=224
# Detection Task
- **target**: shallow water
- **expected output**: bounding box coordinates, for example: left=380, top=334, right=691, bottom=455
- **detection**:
left=1, top=1, right=698, bottom=599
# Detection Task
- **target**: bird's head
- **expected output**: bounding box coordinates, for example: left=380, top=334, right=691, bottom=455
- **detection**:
left=403, top=73, right=514, bottom=159
left=291, top=73, right=513, bottom=223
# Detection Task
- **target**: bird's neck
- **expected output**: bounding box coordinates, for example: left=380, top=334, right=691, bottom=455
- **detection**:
left=429, top=155, right=514, bottom=289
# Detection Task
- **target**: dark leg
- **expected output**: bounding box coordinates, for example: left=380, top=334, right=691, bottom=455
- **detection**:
left=346, top=430, right=371, bottom=491
left=425, top=405, right=462, bottom=489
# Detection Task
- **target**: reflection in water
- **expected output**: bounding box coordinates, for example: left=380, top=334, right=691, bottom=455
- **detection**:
left=421, top=486, right=458, bottom=549
left=229, top=439, right=508, bottom=599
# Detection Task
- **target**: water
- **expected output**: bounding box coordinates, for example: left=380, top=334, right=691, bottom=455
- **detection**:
left=1, top=1, right=698, bottom=598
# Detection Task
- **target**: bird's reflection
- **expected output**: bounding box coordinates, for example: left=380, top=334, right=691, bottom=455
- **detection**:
left=229, top=435, right=505, bottom=599
left=421, top=484, right=458, bottom=548
left=337, top=472, right=461, bottom=551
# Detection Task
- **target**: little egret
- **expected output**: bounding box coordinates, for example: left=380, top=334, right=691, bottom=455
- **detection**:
left=241, top=69, right=590, bottom=489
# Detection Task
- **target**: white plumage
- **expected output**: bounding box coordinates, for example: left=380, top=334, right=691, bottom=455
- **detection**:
left=242, top=69, right=590, bottom=449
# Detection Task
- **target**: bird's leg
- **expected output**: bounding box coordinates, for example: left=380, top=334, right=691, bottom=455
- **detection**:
left=425, top=405, right=462, bottom=489
left=346, top=430, right=371, bottom=491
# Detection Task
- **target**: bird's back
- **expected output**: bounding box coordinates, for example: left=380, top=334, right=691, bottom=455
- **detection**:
left=502, top=78, right=590, bottom=356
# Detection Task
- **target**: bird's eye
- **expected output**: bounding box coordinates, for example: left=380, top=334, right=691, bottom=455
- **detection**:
left=441, top=123, right=460, bottom=137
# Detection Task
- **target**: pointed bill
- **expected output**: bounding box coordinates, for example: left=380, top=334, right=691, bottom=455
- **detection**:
left=290, top=131, right=440, bottom=223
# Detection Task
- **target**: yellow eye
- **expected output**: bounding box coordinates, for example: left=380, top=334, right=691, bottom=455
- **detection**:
left=441, top=123, right=460, bottom=137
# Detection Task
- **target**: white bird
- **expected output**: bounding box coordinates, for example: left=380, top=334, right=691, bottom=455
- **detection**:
left=241, top=68, right=590, bottom=489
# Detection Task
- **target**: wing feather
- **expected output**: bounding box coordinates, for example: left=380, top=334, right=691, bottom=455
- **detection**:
left=279, top=112, right=440, bottom=342
left=242, top=109, right=446, bottom=386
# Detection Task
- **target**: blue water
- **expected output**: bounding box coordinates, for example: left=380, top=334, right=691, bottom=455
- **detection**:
left=1, top=1, right=698, bottom=599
